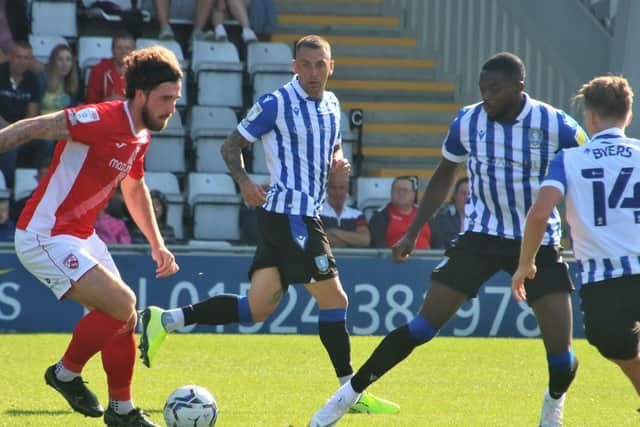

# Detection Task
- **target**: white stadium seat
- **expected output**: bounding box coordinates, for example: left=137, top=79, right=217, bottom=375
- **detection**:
left=146, top=113, right=186, bottom=173
left=247, top=42, right=293, bottom=103
left=29, top=35, right=69, bottom=64
left=143, top=172, right=185, bottom=240
left=31, top=1, right=77, bottom=37
left=190, top=41, right=243, bottom=107
left=136, top=38, right=188, bottom=106
left=77, top=36, right=112, bottom=84
left=356, top=177, right=394, bottom=220
left=14, top=169, right=39, bottom=201
left=187, top=173, right=241, bottom=240
left=189, top=106, right=237, bottom=173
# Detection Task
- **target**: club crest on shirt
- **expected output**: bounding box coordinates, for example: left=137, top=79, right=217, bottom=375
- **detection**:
left=528, top=128, right=543, bottom=148
left=63, top=254, right=79, bottom=270
left=314, top=255, right=330, bottom=274
left=246, top=103, right=263, bottom=122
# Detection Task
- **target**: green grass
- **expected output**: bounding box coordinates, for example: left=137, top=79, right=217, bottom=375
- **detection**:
left=0, top=334, right=636, bottom=426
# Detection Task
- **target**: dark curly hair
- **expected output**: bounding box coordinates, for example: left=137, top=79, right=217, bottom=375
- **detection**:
left=123, top=45, right=182, bottom=99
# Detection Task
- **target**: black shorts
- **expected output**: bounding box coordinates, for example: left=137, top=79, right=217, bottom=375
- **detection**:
left=580, top=274, right=640, bottom=360
left=249, top=208, right=338, bottom=288
left=430, top=232, right=573, bottom=303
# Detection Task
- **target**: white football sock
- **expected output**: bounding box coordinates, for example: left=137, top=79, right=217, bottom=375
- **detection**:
left=162, top=309, right=185, bottom=332
left=338, top=374, right=353, bottom=386
left=110, top=398, right=135, bottom=415
left=55, top=360, right=80, bottom=382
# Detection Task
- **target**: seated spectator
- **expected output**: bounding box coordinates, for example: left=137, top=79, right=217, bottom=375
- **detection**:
left=31, top=44, right=80, bottom=165
left=430, top=177, right=469, bottom=249
left=154, top=0, right=257, bottom=44
left=95, top=205, right=132, bottom=244
left=130, top=190, right=176, bottom=244
left=369, top=176, right=431, bottom=249
left=85, top=33, right=134, bottom=103
left=0, top=40, right=41, bottom=188
left=320, top=173, right=370, bottom=248
left=0, top=199, right=15, bottom=241
left=248, top=0, right=277, bottom=41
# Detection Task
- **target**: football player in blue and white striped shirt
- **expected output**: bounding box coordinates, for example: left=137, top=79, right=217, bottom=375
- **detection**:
left=310, top=52, right=586, bottom=427
left=139, top=35, right=398, bottom=416
left=514, top=75, right=640, bottom=413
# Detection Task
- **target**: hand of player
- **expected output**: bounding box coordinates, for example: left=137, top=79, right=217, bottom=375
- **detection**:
left=331, top=158, right=351, bottom=177
left=391, top=234, right=417, bottom=263
left=511, top=263, right=536, bottom=302
left=152, top=245, right=180, bottom=279
left=239, top=177, right=267, bottom=207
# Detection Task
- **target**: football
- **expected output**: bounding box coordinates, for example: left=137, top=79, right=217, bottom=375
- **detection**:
left=164, top=385, right=218, bottom=427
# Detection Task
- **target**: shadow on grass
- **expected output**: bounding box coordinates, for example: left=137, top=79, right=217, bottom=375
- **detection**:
left=5, top=408, right=163, bottom=416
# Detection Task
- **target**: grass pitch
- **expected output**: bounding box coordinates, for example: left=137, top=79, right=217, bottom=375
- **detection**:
left=0, top=334, right=636, bottom=426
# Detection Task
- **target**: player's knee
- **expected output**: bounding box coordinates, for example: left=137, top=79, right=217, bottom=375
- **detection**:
left=109, top=286, right=137, bottom=322
left=408, top=314, right=438, bottom=345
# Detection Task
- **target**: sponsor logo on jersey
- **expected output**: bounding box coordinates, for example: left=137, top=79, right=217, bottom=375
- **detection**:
left=75, top=107, right=100, bottom=124
left=63, top=254, right=79, bottom=270
left=109, top=158, right=132, bottom=173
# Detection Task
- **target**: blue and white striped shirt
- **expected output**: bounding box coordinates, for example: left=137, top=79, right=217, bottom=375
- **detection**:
left=544, top=127, right=640, bottom=284
left=442, top=93, right=588, bottom=245
left=237, top=76, right=342, bottom=217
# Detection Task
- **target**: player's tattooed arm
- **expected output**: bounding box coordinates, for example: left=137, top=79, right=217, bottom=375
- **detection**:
left=0, top=111, right=69, bottom=154
left=220, top=130, right=251, bottom=184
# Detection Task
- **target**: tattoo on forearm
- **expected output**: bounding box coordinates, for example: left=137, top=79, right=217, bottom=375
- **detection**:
left=220, top=130, right=251, bottom=184
left=0, top=112, right=69, bottom=154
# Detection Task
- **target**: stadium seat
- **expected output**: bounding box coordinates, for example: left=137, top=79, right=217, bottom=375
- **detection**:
left=31, top=0, right=77, bottom=37
left=190, top=41, right=243, bottom=107
left=143, top=172, right=185, bottom=240
left=136, top=38, right=188, bottom=106
left=246, top=42, right=293, bottom=102
left=29, top=35, right=69, bottom=64
left=145, top=113, right=186, bottom=173
left=14, top=169, right=39, bottom=201
left=187, top=173, right=241, bottom=240
left=356, top=177, right=394, bottom=220
left=77, top=36, right=112, bottom=85
left=251, top=141, right=268, bottom=174
left=189, top=106, right=237, bottom=173
left=0, top=173, right=10, bottom=201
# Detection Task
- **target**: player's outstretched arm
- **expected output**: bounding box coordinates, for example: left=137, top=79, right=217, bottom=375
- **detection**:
left=0, top=111, right=69, bottom=154
left=221, top=130, right=266, bottom=207
left=392, top=158, right=460, bottom=263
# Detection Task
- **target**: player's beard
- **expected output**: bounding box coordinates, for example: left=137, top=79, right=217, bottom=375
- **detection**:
left=142, top=100, right=169, bottom=132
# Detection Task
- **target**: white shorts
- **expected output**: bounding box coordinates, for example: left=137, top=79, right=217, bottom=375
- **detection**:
left=15, top=229, right=121, bottom=300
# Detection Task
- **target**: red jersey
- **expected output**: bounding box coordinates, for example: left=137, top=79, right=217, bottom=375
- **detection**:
left=86, top=58, right=126, bottom=103
left=17, top=101, right=149, bottom=238
left=385, top=204, right=431, bottom=249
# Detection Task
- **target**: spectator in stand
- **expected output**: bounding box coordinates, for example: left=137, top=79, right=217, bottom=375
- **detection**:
left=130, top=190, right=176, bottom=244
left=0, top=40, right=40, bottom=189
left=429, top=177, right=469, bottom=249
left=248, top=0, right=277, bottom=41
left=369, top=176, right=431, bottom=249
left=0, top=199, right=15, bottom=241
left=31, top=44, right=81, bottom=165
left=10, top=156, right=50, bottom=222
left=320, top=173, right=370, bottom=248
left=85, top=34, right=134, bottom=103
left=154, top=0, right=257, bottom=44
left=95, top=204, right=132, bottom=244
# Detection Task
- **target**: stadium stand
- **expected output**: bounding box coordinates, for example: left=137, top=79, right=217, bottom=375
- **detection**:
left=29, top=35, right=69, bottom=64
left=145, top=112, right=187, bottom=173
left=246, top=42, right=293, bottom=102
left=190, top=41, right=243, bottom=107
left=31, top=0, right=77, bottom=38
left=189, top=106, right=237, bottom=173
left=77, top=36, right=113, bottom=84
left=355, top=177, right=394, bottom=220
left=136, top=37, right=188, bottom=106
left=187, top=173, right=241, bottom=241
left=143, top=171, right=185, bottom=240
left=13, top=169, right=39, bottom=202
